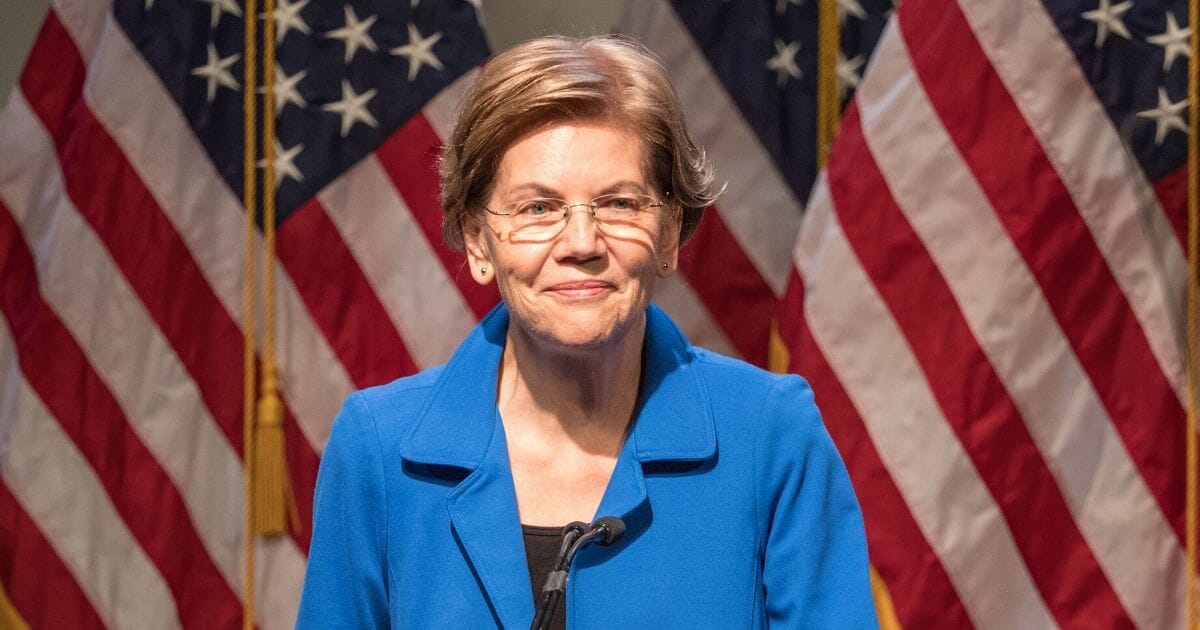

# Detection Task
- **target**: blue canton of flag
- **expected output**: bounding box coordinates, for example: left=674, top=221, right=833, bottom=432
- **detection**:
left=114, top=0, right=489, bottom=223
left=1045, top=0, right=1190, bottom=181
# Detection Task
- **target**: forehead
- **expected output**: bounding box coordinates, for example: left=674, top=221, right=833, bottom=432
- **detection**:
left=493, top=121, right=645, bottom=196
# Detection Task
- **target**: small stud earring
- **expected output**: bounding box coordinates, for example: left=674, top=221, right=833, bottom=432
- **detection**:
left=661, top=262, right=669, bottom=270
left=481, top=267, right=488, bottom=275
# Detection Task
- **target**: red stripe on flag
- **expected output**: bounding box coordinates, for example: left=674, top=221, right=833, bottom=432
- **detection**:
left=1151, top=163, right=1187, bottom=252
left=0, top=201, right=242, bottom=630
left=779, top=269, right=973, bottom=629
left=21, top=11, right=241, bottom=450
left=20, top=11, right=319, bottom=554
left=677, top=209, right=776, bottom=366
left=900, top=0, right=1186, bottom=542
left=0, top=479, right=105, bottom=629
left=375, top=113, right=500, bottom=319
left=286, top=415, right=316, bottom=550
left=278, top=198, right=419, bottom=387
left=830, top=103, right=1133, bottom=627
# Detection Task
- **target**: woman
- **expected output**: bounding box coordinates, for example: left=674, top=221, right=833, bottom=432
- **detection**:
left=297, top=35, right=877, bottom=629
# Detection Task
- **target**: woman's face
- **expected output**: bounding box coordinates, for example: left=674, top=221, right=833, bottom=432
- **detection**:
left=463, top=121, right=680, bottom=351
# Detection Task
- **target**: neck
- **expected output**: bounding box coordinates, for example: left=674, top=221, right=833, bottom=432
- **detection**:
left=497, top=312, right=646, bottom=454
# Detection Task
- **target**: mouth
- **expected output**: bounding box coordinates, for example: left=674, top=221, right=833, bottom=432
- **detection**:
left=546, top=280, right=613, bottom=299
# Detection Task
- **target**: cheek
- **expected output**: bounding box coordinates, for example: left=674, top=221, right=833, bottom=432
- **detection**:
left=491, top=244, right=549, bottom=290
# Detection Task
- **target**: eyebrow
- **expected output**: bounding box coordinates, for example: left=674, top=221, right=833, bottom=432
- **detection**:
left=502, top=180, right=649, bottom=199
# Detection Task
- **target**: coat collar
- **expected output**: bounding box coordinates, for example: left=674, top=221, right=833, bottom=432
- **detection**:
left=399, top=302, right=717, bottom=468
left=398, top=302, right=716, bottom=628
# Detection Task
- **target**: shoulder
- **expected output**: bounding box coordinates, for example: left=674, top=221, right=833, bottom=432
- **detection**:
left=692, top=347, right=819, bottom=425
left=328, top=364, right=447, bottom=448
left=689, top=347, right=831, bottom=476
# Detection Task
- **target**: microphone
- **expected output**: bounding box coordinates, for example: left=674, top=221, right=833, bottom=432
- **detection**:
left=590, top=516, right=625, bottom=546
left=530, top=516, right=626, bottom=630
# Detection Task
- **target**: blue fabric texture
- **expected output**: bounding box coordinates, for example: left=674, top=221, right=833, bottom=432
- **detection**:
left=296, top=303, right=878, bottom=629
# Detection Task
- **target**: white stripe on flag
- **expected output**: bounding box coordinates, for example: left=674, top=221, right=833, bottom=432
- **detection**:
left=856, top=22, right=1184, bottom=627
left=0, top=316, right=182, bottom=630
left=957, top=0, right=1189, bottom=404
left=424, top=67, right=478, bottom=142
left=55, top=4, right=352, bottom=450
left=318, top=154, right=476, bottom=368
left=253, top=536, right=304, bottom=630
left=620, top=0, right=802, bottom=296
left=795, top=175, right=1056, bottom=629
left=652, top=274, right=739, bottom=358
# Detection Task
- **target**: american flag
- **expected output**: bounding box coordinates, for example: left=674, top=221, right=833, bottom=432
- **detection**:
left=0, top=0, right=495, bottom=626
left=773, top=0, right=1188, bottom=627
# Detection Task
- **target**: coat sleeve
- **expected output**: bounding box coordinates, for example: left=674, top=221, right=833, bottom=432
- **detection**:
left=757, top=376, right=878, bottom=629
left=296, top=393, right=390, bottom=629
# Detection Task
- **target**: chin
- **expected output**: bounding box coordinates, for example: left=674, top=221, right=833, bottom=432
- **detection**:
left=517, top=306, right=640, bottom=353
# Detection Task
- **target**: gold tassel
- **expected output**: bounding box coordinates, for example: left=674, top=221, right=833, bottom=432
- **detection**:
left=254, top=365, right=290, bottom=535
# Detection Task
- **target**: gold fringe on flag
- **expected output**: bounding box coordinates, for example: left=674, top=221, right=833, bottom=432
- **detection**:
left=1186, top=0, right=1199, bottom=625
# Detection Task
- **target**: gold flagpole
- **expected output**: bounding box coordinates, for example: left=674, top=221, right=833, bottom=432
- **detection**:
left=1186, top=0, right=1199, bottom=625
left=768, top=0, right=844, bottom=375
left=241, top=0, right=259, bottom=625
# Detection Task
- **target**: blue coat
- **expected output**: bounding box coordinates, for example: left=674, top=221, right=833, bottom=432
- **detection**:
left=297, top=304, right=878, bottom=629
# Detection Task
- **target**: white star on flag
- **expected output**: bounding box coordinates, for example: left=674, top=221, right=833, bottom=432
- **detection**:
left=271, top=0, right=311, bottom=44
left=199, top=0, right=242, bottom=29
left=325, top=6, right=378, bottom=64
left=1146, top=12, right=1191, bottom=72
left=391, top=23, right=444, bottom=82
left=776, top=0, right=802, bottom=14
left=836, top=0, right=867, bottom=22
left=1137, top=87, right=1188, bottom=145
left=258, top=139, right=304, bottom=187
left=1081, top=0, right=1133, bottom=48
left=322, top=79, right=379, bottom=137
left=190, top=43, right=240, bottom=102
left=766, top=39, right=803, bottom=87
left=838, top=52, right=865, bottom=98
left=264, top=63, right=306, bottom=114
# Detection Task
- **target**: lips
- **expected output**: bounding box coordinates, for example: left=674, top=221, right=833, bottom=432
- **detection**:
left=546, top=280, right=612, bottom=298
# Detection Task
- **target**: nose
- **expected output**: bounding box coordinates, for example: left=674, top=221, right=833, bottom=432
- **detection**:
left=554, top=204, right=606, bottom=260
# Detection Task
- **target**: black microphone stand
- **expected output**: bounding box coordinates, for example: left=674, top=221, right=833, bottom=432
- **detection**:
left=529, top=517, right=625, bottom=630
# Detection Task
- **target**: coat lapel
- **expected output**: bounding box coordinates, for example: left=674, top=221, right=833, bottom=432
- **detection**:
left=399, top=306, right=533, bottom=628
left=445, top=418, right=534, bottom=629
left=595, top=304, right=718, bottom=521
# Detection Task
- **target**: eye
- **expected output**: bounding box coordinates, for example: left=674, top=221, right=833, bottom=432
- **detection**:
left=601, top=195, right=642, bottom=212
left=518, top=199, right=558, bottom=217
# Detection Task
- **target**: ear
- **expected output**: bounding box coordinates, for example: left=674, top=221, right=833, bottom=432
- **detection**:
left=462, top=221, right=496, bottom=286
left=656, top=208, right=682, bottom=278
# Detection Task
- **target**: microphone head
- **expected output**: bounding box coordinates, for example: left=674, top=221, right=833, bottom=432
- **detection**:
left=592, top=516, right=625, bottom=546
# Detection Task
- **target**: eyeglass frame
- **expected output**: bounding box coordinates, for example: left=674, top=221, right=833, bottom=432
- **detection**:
left=480, top=191, right=672, bottom=241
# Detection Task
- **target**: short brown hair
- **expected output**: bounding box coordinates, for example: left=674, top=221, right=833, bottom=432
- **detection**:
left=439, top=35, right=718, bottom=251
